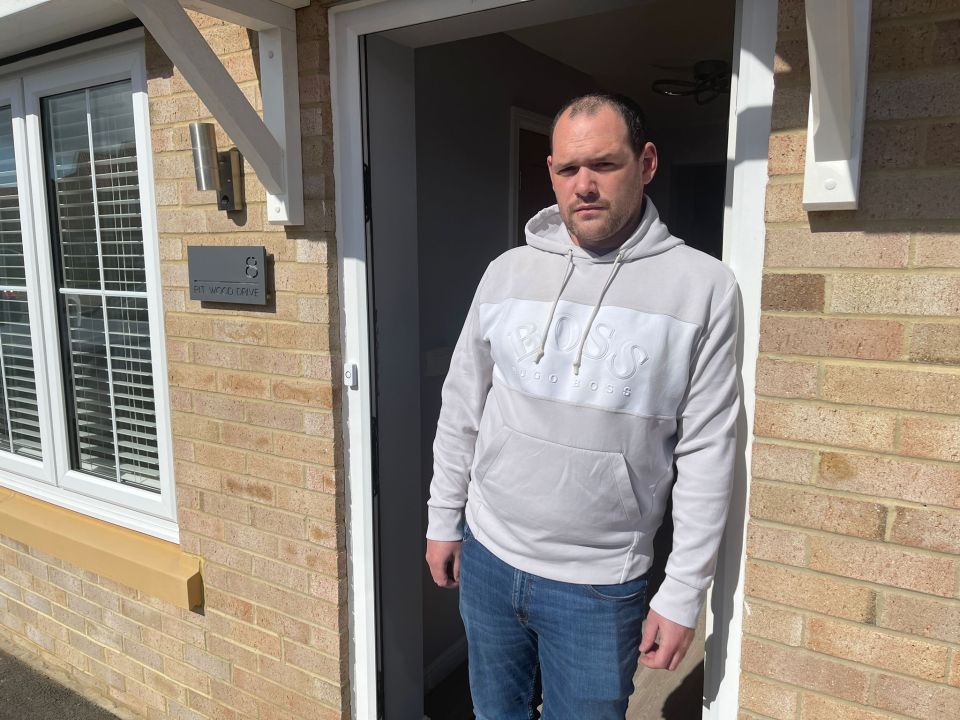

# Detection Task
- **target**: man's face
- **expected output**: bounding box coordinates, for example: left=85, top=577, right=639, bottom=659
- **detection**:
left=548, top=105, right=657, bottom=251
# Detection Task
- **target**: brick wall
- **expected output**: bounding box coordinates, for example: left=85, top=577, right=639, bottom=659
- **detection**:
left=740, top=1, right=960, bottom=719
left=4, top=2, right=957, bottom=719
left=0, top=4, right=349, bottom=719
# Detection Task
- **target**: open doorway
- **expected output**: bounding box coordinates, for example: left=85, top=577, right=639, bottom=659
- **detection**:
left=360, top=1, right=737, bottom=717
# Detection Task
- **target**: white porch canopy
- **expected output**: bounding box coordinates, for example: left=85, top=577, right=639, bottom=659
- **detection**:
left=0, top=0, right=309, bottom=225
left=0, top=0, right=872, bottom=219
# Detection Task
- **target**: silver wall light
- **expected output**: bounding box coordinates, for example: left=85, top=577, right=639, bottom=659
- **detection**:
left=189, top=121, right=245, bottom=212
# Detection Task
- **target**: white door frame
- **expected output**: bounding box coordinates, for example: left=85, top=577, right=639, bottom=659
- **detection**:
left=328, top=1, right=777, bottom=718
left=705, top=1, right=777, bottom=716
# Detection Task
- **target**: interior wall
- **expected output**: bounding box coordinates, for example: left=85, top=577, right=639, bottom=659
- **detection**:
left=645, top=119, right=729, bottom=242
left=414, top=32, right=597, bottom=673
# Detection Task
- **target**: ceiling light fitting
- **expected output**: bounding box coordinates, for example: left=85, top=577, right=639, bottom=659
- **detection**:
left=652, top=60, right=731, bottom=104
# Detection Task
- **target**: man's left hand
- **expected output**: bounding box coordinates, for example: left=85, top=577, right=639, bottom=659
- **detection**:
left=639, top=609, right=695, bottom=671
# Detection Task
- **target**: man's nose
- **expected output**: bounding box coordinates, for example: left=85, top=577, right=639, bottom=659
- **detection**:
left=574, top=169, right=598, bottom=198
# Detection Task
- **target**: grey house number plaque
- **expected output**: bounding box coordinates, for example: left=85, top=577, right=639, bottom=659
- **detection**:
left=188, top=246, right=267, bottom=305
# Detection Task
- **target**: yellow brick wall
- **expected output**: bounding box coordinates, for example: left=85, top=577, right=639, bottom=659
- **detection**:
left=5, top=2, right=958, bottom=719
left=740, top=1, right=960, bottom=719
left=0, top=4, right=349, bottom=719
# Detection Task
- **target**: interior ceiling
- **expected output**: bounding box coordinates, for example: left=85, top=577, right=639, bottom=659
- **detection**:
left=505, top=0, right=738, bottom=129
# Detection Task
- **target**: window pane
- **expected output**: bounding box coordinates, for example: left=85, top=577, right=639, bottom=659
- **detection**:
left=43, top=84, right=159, bottom=493
left=0, top=108, right=26, bottom=286
left=0, top=106, right=42, bottom=460
left=44, top=91, right=101, bottom=290
left=64, top=294, right=116, bottom=480
left=107, top=296, right=159, bottom=492
left=0, top=292, right=42, bottom=459
left=90, top=84, right=146, bottom=293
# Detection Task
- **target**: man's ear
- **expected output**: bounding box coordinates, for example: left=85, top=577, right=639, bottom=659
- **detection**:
left=641, top=142, right=658, bottom=185
left=547, top=155, right=554, bottom=172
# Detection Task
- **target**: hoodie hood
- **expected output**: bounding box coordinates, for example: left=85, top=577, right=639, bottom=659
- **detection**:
left=520, top=197, right=684, bottom=376
left=524, top=196, right=682, bottom=262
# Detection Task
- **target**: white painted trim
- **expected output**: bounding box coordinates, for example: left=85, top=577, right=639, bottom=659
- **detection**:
left=507, top=106, right=551, bottom=249
left=7, top=39, right=180, bottom=542
left=61, top=468, right=170, bottom=519
left=258, top=25, right=304, bottom=225
left=802, top=0, right=871, bottom=210
left=0, top=0, right=47, bottom=16
left=331, top=1, right=775, bottom=717
left=329, top=9, right=377, bottom=718
left=0, top=28, right=146, bottom=79
left=705, top=0, right=777, bottom=718
left=56, top=288, right=148, bottom=298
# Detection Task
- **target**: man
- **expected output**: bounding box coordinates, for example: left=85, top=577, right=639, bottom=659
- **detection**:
left=425, top=92, right=739, bottom=718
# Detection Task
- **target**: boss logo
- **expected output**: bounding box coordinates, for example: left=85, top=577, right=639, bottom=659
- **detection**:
left=512, top=364, right=634, bottom=397
left=508, top=316, right=649, bottom=380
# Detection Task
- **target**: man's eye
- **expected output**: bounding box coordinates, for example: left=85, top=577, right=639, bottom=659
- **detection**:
left=557, top=166, right=578, bottom=176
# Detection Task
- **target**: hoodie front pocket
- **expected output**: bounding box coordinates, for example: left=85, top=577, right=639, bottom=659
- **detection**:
left=478, top=428, right=642, bottom=546
left=472, top=425, right=512, bottom=484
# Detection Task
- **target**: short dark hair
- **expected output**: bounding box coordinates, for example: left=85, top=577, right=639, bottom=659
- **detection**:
left=550, top=92, right=648, bottom=156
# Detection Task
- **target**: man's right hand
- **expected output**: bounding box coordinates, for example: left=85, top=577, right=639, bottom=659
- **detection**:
left=425, top=539, right=462, bottom=589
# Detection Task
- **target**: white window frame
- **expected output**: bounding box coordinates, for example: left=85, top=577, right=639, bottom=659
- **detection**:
left=0, top=34, right=178, bottom=543
left=0, top=77, right=56, bottom=486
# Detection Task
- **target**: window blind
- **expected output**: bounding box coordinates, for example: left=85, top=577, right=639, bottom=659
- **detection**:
left=0, top=105, right=42, bottom=460
left=42, top=82, right=159, bottom=493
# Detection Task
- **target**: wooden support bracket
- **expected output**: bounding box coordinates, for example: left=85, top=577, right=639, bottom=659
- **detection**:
left=124, top=0, right=304, bottom=225
left=802, top=0, right=872, bottom=211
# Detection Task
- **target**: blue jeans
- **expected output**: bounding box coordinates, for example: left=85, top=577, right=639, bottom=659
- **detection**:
left=459, top=523, right=650, bottom=720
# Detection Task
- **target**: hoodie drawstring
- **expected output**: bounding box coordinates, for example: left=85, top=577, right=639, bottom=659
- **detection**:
left=573, top=249, right=625, bottom=376
left=533, top=249, right=574, bottom=363
left=533, top=248, right=627, bottom=375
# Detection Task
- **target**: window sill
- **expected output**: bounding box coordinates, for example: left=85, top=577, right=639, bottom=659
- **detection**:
left=0, top=486, right=202, bottom=610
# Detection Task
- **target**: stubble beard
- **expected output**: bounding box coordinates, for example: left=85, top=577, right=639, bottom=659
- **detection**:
left=562, top=203, right=634, bottom=250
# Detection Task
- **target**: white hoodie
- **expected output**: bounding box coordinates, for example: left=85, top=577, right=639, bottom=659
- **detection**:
left=426, top=198, right=740, bottom=628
